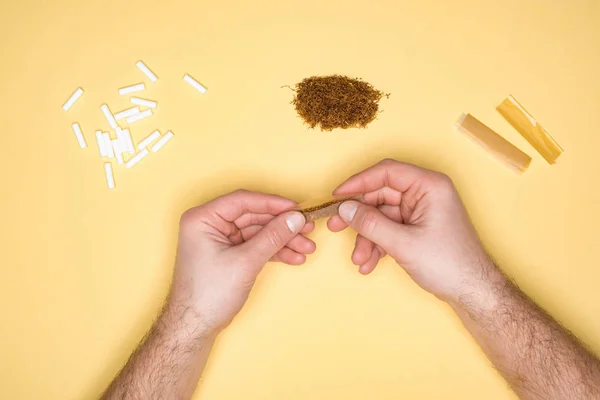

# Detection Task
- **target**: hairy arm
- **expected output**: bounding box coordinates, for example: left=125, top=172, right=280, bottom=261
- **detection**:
left=329, top=159, right=600, bottom=399
left=102, top=303, right=216, bottom=400
left=101, top=190, right=312, bottom=399
left=451, top=262, right=600, bottom=400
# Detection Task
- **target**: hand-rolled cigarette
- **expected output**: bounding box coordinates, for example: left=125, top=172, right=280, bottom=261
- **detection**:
left=292, top=195, right=359, bottom=222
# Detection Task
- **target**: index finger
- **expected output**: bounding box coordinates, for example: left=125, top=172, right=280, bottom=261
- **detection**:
left=206, top=190, right=297, bottom=222
left=332, top=159, right=433, bottom=196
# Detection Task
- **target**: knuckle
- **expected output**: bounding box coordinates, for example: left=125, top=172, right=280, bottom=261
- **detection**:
left=379, top=158, right=397, bottom=166
left=249, top=213, right=263, bottom=226
left=179, top=208, right=198, bottom=228
left=237, top=252, right=254, bottom=268
left=266, top=228, right=284, bottom=249
left=432, top=172, right=454, bottom=189
left=357, top=210, right=378, bottom=235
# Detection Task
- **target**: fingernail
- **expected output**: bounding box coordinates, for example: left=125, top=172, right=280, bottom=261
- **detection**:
left=339, top=201, right=358, bottom=222
left=286, top=212, right=305, bottom=233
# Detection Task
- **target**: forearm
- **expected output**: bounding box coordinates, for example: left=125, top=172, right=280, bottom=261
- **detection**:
left=102, top=302, right=217, bottom=400
left=450, top=262, right=600, bottom=400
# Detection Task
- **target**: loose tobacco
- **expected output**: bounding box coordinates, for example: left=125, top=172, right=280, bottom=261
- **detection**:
left=293, top=195, right=359, bottom=222
left=290, top=75, right=388, bottom=131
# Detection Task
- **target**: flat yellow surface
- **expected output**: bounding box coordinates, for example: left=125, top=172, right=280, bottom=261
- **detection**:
left=1, top=0, right=600, bottom=398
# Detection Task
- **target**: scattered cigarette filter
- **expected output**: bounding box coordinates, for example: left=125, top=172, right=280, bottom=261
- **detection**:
left=126, top=148, right=150, bottom=168
left=114, top=106, right=140, bottom=121
left=104, top=163, right=115, bottom=189
left=138, top=130, right=161, bottom=149
left=100, top=104, right=118, bottom=129
left=115, top=127, right=124, bottom=143
left=102, top=132, right=114, bottom=158
left=62, top=87, right=84, bottom=111
left=71, top=123, right=87, bottom=149
left=130, top=97, right=157, bottom=109
left=122, top=129, right=135, bottom=154
left=126, top=108, right=153, bottom=124
left=63, top=65, right=195, bottom=189
left=95, top=130, right=107, bottom=156
left=112, top=139, right=124, bottom=164
left=118, top=83, right=145, bottom=96
left=151, top=131, right=174, bottom=153
left=115, top=128, right=131, bottom=157
left=183, top=74, right=207, bottom=94
left=136, top=61, right=158, bottom=83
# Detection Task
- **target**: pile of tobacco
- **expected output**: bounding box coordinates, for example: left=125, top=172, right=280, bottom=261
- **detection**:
left=291, top=75, right=388, bottom=131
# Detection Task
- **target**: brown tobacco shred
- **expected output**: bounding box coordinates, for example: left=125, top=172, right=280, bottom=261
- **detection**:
left=293, top=195, right=358, bottom=222
left=300, top=199, right=342, bottom=213
left=291, top=75, right=388, bottom=131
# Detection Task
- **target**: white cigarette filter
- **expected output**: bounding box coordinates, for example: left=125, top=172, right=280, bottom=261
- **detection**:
left=104, top=163, right=115, bottom=189
left=71, top=123, right=87, bottom=148
left=95, top=130, right=107, bottom=156
left=62, top=87, right=84, bottom=111
left=183, top=74, right=207, bottom=94
left=138, top=130, right=161, bottom=149
left=116, top=127, right=131, bottom=153
left=102, top=132, right=114, bottom=158
left=126, top=108, right=153, bottom=124
left=114, top=106, right=140, bottom=121
left=151, top=131, right=174, bottom=153
left=119, top=83, right=145, bottom=96
left=136, top=61, right=158, bottom=83
left=126, top=148, right=150, bottom=168
left=122, top=129, right=135, bottom=154
left=100, top=104, right=118, bottom=129
left=130, top=97, right=157, bottom=109
left=112, top=139, right=124, bottom=164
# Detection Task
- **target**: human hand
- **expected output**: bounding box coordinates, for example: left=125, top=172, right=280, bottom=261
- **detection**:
left=328, top=159, right=498, bottom=302
left=167, top=190, right=315, bottom=335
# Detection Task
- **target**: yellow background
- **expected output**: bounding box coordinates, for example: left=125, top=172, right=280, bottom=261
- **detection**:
left=1, top=0, right=599, bottom=398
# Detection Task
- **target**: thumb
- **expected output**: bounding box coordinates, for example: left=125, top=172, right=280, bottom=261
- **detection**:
left=236, top=211, right=306, bottom=267
left=338, top=201, right=406, bottom=253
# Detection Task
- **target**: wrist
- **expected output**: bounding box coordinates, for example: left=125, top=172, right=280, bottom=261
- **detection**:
left=446, top=259, right=509, bottom=316
left=159, top=301, right=221, bottom=342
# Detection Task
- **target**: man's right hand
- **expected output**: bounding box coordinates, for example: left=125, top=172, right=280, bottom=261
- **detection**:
left=328, top=159, right=501, bottom=303
left=329, top=160, right=600, bottom=400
